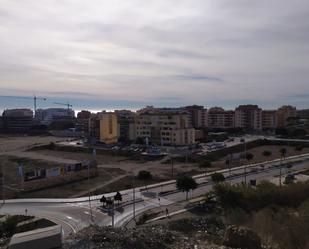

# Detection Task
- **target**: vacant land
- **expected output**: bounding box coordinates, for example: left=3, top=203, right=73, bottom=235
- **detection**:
left=2, top=135, right=309, bottom=198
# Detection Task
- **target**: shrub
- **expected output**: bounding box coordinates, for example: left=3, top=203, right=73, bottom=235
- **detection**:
left=211, top=173, right=225, bottom=183
left=262, top=150, right=272, bottom=157
left=137, top=170, right=153, bottom=180
left=295, top=145, right=303, bottom=151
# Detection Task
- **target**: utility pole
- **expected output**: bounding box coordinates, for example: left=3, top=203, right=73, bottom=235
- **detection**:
left=1, top=162, right=4, bottom=205
left=279, top=156, right=282, bottom=187
left=243, top=139, right=247, bottom=184
left=133, top=180, right=136, bottom=221
left=88, top=163, right=93, bottom=221
left=171, top=157, right=174, bottom=178
left=111, top=201, right=115, bottom=227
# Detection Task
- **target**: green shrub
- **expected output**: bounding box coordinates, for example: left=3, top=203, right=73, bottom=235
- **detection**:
left=137, top=170, right=153, bottom=180
left=211, top=173, right=225, bottom=183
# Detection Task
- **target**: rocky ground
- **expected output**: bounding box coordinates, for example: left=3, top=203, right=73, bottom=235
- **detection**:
left=63, top=216, right=263, bottom=249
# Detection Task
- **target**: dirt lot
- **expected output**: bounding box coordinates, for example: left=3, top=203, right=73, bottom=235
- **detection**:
left=0, top=135, right=68, bottom=153
left=0, top=136, right=199, bottom=198
left=2, top=135, right=309, bottom=198
left=210, top=145, right=309, bottom=169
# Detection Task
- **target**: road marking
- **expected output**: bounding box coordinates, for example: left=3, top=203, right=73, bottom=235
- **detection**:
left=39, top=215, right=78, bottom=235
left=84, top=211, right=96, bottom=217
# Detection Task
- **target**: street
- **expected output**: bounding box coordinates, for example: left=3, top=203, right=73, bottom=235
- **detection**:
left=1, top=154, right=309, bottom=238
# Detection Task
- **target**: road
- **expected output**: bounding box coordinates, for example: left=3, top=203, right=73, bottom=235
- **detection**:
left=1, top=153, right=309, bottom=238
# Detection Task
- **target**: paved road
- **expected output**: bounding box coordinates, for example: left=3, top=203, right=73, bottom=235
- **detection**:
left=1, top=154, right=309, bottom=238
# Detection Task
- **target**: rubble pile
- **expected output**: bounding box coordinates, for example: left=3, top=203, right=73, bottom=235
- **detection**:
left=168, top=217, right=225, bottom=236
left=64, top=225, right=177, bottom=249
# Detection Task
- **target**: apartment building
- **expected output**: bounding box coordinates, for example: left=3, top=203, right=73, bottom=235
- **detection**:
left=76, top=110, right=91, bottom=134
left=115, top=110, right=136, bottom=142
left=235, top=105, right=262, bottom=131
left=89, top=112, right=118, bottom=144
left=276, top=105, right=297, bottom=127
left=262, top=110, right=277, bottom=129
left=134, top=110, right=195, bottom=145
left=207, top=107, right=235, bottom=129
left=184, top=105, right=207, bottom=128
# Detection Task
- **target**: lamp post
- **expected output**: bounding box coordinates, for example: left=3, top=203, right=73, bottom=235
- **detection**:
left=1, top=162, right=4, bottom=205
left=133, top=176, right=136, bottom=221
left=242, top=139, right=247, bottom=184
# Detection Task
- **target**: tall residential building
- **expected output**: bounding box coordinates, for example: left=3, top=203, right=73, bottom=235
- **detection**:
left=2, top=109, right=34, bottom=132
left=235, top=105, right=262, bottom=131
left=35, top=108, right=75, bottom=125
left=262, top=110, right=277, bottom=129
left=276, top=105, right=297, bottom=127
left=297, top=109, right=309, bottom=120
left=207, top=107, right=235, bottom=129
left=184, top=105, right=207, bottom=128
left=115, top=110, right=136, bottom=142
left=89, top=112, right=118, bottom=144
left=76, top=110, right=91, bottom=134
left=134, top=110, right=195, bottom=145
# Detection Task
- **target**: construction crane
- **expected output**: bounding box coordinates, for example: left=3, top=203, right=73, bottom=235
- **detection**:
left=0, top=95, right=47, bottom=115
left=53, top=102, right=73, bottom=110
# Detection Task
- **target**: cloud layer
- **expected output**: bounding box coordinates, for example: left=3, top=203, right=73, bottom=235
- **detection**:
left=0, top=0, right=309, bottom=110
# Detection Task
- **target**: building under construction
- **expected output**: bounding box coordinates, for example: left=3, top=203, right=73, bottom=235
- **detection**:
left=1, top=109, right=34, bottom=133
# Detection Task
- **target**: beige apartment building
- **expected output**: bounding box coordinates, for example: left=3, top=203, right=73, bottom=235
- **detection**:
left=235, top=105, right=262, bottom=131
left=134, top=112, right=195, bottom=145
left=207, top=107, right=235, bottom=129
left=262, top=110, right=277, bottom=129
left=276, top=105, right=297, bottom=128
left=184, top=105, right=208, bottom=128
left=89, top=112, right=118, bottom=144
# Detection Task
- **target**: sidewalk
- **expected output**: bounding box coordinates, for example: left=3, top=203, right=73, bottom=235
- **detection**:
left=125, top=196, right=205, bottom=228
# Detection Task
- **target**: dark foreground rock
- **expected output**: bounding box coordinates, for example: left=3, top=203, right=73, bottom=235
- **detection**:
left=64, top=225, right=177, bottom=249
left=223, top=225, right=262, bottom=249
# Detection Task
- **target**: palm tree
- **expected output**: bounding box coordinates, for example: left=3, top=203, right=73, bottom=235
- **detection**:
left=279, top=148, right=287, bottom=186
left=244, top=153, right=254, bottom=184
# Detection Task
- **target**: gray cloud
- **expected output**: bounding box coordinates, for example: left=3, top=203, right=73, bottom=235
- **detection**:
left=0, top=0, right=309, bottom=109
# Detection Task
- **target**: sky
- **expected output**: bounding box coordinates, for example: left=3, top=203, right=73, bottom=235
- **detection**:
left=0, top=0, right=309, bottom=112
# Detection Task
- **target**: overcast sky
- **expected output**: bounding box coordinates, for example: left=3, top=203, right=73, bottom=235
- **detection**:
left=0, top=0, right=308, bottom=111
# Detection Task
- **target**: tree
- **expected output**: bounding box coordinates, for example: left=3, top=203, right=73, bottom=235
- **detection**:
left=211, top=172, right=225, bottom=183
left=279, top=148, right=287, bottom=187
left=280, top=148, right=287, bottom=158
left=262, top=150, right=272, bottom=157
left=295, top=145, right=303, bottom=151
left=176, top=175, right=198, bottom=200
left=137, top=170, right=152, bottom=180
left=100, top=195, right=107, bottom=207
left=226, top=159, right=232, bottom=179
left=114, top=191, right=122, bottom=204
left=244, top=153, right=254, bottom=184
left=199, top=159, right=212, bottom=175
left=245, top=153, right=254, bottom=161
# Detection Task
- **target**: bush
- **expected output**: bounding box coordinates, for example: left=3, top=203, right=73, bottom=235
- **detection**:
left=295, top=145, right=303, bottom=151
left=137, top=170, right=153, bottom=180
left=214, top=180, right=309, bottom=211
left=199, top=159, right=212, bottom=169
left=211, top=173, right=225, bottom=183
left=262, top=150, right=272, bottom=157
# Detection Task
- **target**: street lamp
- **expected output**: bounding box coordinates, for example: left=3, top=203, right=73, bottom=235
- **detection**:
left=242, top=139, right=247, bottom=184
left=1, top=162, right=4, bottom=205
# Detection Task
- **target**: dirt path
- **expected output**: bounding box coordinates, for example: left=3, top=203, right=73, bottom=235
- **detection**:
left=0, top=150, right=78, bottom=164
